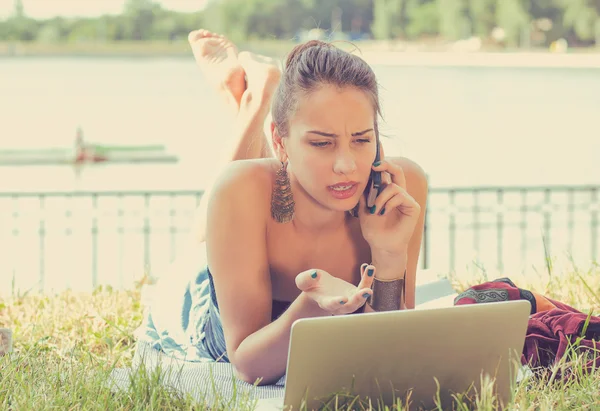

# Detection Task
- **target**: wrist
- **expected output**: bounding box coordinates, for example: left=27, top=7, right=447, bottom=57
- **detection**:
left=371, top=249, right=408, bottom=280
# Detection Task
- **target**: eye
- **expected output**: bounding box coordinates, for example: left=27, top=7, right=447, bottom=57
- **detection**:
left=355, top=138, right=372, bottom=144
left=310, top=141, right=331, bottom=147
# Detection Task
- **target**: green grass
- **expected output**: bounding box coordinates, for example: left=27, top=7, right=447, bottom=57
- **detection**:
left=1, top=258, right=600, bottom=410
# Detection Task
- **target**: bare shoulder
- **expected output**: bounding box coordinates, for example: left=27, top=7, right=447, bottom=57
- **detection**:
left=387, top=156, right=428, bottom=195
left=209, top=158, right=277, bottom=203
left=193, top=159, right=277, bottom=242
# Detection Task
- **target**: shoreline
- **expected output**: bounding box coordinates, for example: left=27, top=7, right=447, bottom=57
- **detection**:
left=2, top=41, right=600, bottom=69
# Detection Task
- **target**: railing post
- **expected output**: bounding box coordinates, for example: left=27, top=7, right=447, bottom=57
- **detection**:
left=143, top=193, right=151, bottom=276
left=91, top=194, right=98, bottom=289
left=65, top=194, right=72, bottom=289
left=38, top=194, right=46, bottom=292
left=496, top=189, right=504, bottom=273
left=592, top=188, right=598, bottom=263
left=118, top=193, right=125, bottom=289
left=568, top=188, right=574, bottom=254
left=520, top=190, right=527, bottom=267
left=11, top=195, right=19, bottom=291
left=449, top=190, right=456, bottom=273
left=543, top=189, right=552, bottom=258
left=170, top=193, right=177, bottom=263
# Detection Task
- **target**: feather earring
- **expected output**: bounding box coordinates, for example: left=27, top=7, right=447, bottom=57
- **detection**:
left=271, top=161, right=295, bottom=223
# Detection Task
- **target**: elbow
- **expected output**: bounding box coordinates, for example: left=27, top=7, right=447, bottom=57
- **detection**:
left=233, top=365, right=279, bottom=386
left=230, top=353, right=281, bottom=386
left=234, top=368, right=268, bottom=386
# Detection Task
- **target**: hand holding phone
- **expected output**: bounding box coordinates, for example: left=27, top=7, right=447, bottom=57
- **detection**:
left=366, top=142, right=383, bottom=208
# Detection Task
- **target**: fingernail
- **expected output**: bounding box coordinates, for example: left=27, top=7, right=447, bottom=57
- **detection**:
left=373, top=161, right=381, bottom=167
left=369, top=205, right=376, bottom=215
left=363, top=293, right=370, bottom=299
left=379, top=207, right=385, bottom=215
left=340, top=300, right=346, bottom=305
left=311, top=271, right=318, bottom=279
left=367, top=268, right=374, bottom=277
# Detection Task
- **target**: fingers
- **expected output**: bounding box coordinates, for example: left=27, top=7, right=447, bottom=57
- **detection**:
left=359, top=182, right=401, bottom=216
left=362, top=181, right=419, bottom=218
left=295, top=269, right=322, bottom=292
left=319, top=295, right=351, bottom=311
left=372, top=159, right=406, bottom=190
left=366, top=177, right=378, bottom=208
left=357, top=264, right=376, bottom=290
left=378, top=190, right=421, bottom=217
left=347, top=287, right=373, bottom=307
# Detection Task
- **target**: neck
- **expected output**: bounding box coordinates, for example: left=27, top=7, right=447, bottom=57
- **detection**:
left=288, top=177, right=350, bottom=234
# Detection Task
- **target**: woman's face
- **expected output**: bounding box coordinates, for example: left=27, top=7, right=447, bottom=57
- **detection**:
left=283, top=84, right=378, bottom=212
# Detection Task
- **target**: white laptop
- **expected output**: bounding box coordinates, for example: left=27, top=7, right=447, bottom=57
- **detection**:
left=257, top=300, right=530, bottom=410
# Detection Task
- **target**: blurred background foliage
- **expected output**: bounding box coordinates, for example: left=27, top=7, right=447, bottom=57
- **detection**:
left=1, top=0, right=599, bottom=49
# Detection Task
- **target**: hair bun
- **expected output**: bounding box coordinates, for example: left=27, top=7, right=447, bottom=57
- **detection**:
left=285, top=39, right=331, bottom=69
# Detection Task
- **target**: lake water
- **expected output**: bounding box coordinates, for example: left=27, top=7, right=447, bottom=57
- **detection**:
left=1, top=56, right=599, bottom=294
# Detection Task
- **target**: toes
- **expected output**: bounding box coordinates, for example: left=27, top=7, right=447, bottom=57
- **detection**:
left=188, top=29, right=205, bottom=43
left=295, top=269, right=321, bottom=291
left=238, top=52, right=281, bottom=96
left=238, top=52, right=280, bottom=76
left=188, top=29, right=229, bottom=46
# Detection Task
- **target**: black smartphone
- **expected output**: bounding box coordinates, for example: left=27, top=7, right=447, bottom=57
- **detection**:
left=365, top=141, right=383, bottom=207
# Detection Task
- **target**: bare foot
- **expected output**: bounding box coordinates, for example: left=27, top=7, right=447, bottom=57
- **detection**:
left=237, top=51, right=281, bottom=117
left=188, top=29, right=246, bottom=111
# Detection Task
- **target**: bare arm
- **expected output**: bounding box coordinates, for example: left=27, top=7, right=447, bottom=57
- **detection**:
left=364, top=157, right=429, bottom=311
left=401, top=157, right=428, bottom=309
left=205, top=161, right=328, bottom=385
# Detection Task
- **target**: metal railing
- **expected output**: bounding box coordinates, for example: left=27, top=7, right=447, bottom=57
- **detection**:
left=423, top=184, right=599, bottom=273
left=1, top=185, right=598, bottom=293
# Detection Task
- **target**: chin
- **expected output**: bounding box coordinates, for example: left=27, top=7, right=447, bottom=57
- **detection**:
left=328, top=196, right=361, bottom=213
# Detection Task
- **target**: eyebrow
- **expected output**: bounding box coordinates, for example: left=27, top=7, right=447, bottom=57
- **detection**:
left=306, top=129, right=374, bottom=137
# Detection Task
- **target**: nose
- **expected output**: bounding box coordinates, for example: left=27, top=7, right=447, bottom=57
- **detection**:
left=332, top=147, right=357, bottom=175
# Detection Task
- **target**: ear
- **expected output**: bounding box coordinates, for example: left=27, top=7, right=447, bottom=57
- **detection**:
left=271, top=122, right=287, bottom=162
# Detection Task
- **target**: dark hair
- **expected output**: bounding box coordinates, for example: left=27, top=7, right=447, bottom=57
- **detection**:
left=272, top=40, right=382, bottom=139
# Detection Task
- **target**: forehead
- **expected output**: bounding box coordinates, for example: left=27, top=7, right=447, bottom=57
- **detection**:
left=290, top=85, right=375, bottom=128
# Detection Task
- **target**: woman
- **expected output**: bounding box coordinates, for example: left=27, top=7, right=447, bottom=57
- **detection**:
left=139, top=29, right=429, bottom=386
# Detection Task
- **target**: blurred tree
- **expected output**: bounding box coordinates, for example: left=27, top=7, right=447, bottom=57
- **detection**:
left=528, top=0, right=566, bottom=46
left=5, top=0, right=38, bottom=41
left=122, top=0, right=161, bottom=40
left=13, top=0, right=24, bottom=18
left=468, top=0, right=496, bottom=38
left=562, top=0, right=600, bottom=45
left=372, top=0, right=405, bottom=39
left=300, top=0, right=373, bottom=38
left=36, top=23, right=62, bottom=43
left=67, top=18, right=102, bottom=42
left=495, top=0, right=530, bottom=47
left=1, top=0, right=600, bottom=48
left=151, top=11, right=179, bottom=41
left=405, top=0, right=439, bottom=39
left=438, top=0, right=471, bottom=40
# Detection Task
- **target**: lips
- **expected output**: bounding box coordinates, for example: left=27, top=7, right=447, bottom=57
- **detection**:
left=327, top=182, right=359, bottom=200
